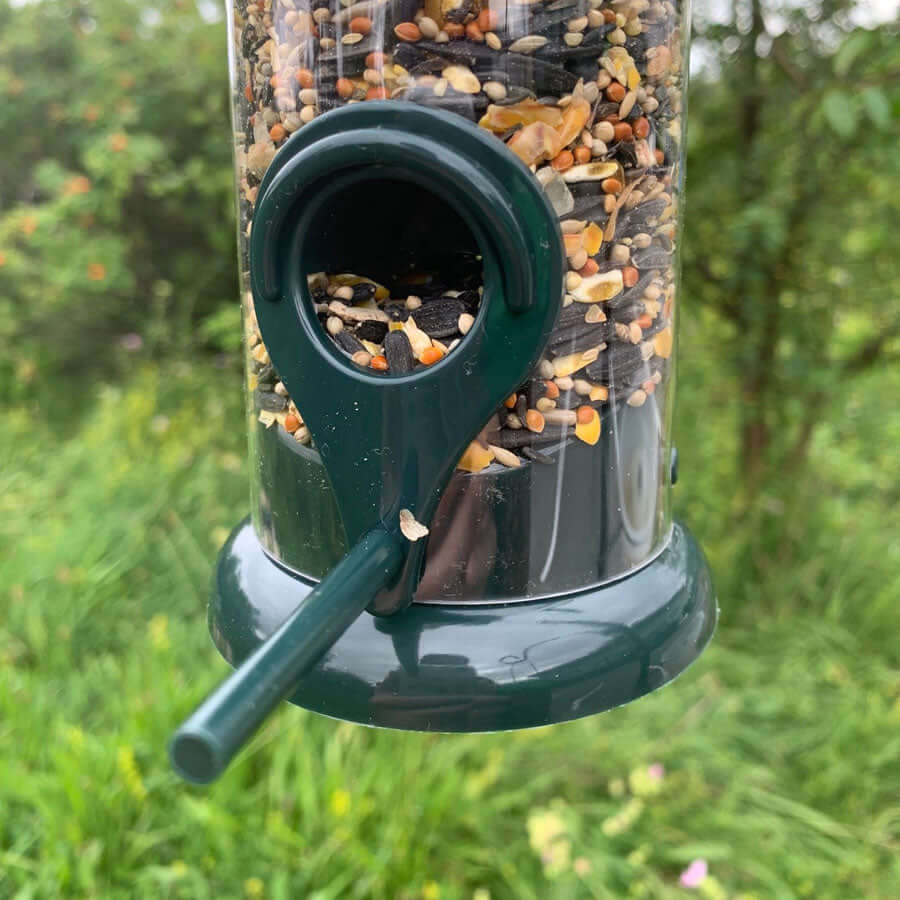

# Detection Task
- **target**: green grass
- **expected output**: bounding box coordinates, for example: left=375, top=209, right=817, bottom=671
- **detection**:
left=1, top=362, right=898, bottom=900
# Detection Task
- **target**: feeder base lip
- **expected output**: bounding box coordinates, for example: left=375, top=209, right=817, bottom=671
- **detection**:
left=210, top=519, right=717, bottom=733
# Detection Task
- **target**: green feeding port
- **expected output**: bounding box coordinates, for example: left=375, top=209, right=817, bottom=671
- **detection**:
left=171, top=0, right=717, bottom=778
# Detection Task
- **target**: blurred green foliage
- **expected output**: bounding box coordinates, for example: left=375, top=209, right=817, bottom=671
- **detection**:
left=0, top=0, right=236, bottom=383
left=0, top=0, right=898, bottom=897
left=684, top=2, right=900, bottom=585
left=0, top=364, right=897, bottom=898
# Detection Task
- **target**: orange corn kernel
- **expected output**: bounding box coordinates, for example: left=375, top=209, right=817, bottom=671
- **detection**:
left=478, top=8, right=499, bottom=30
left=370, top=355, right=389, bottom=371
left=551, top=150, right=574, bottom=172
left=420, top=346, right=444, bottom=366
left=525, top=409, right=545, bottom=433
left=457, top=440, right=494, bottom=472
left=466, top=22, right=484, bottom=41
left=606, top=82, right=626, bottom=102
left=575, top=407, right=601, bottom=445
left=395, top=22, right=422, bottom=40
left=575, top=405, right=595, bottom=425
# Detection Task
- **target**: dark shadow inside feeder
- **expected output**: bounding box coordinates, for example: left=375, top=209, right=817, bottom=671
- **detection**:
left=301, top=177, right=483, bottom=374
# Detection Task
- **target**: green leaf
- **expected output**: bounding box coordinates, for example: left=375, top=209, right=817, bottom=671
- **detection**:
left=860, top=87, right=891, bottom=129
left=833, top=29, right=872, bottom=77
left=820, top=92, right=857, bottom=139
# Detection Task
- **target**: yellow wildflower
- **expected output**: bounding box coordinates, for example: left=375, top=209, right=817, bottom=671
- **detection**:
left=148, top=614, right=170, bottom=652
left=628, top=764, right=664, bottom=798
left=699, top=876, right=727, bottom=900
left=170, top=861, right=188, bottom=877
left=330, top=788, right=351, bottom=818
left=117, top=746, right=147, bottom=802
left=65, top=726, right=84, bottom=752
left=423, top=881, right=440, bottom=900
left=244, top=876, right=264, bottom=898
left=601, top=798, right=644, bottom=836
left=465, top=748, right=505, bottom=798
left=627, top=846, right=649, bottom=866
left=526, top=807, right=572, bottom=877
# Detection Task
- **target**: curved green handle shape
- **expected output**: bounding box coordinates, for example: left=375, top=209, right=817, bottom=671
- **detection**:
left=170, top=102, right=563, bottom=781
left=250, top=102, right=563, bottom=613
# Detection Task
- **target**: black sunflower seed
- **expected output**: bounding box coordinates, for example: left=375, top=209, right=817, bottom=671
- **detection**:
left=334, top=330, right=366, bottom=356
left=631, top=247, right=672, bottom=269
left=585, top=342, right=646, bottom=382
left=495, top=425, right=574, bottom=449
left=384, top=330, right=416, bottom=374
left=515, top=394, right=528, bottom=421
left=255, top=389, right=288, bottom=412
left=555, top=302, right=590, bottom=329
left=522, top=447, right=557, bottom=464
left=350, top=282, right=377, bottom=303
left=442, top=0, right=479, bottom=24
left=547, top=321, right=615, bottom=353
left=409, top=297, right=465, bottom=339
left=355, top=319, right=389, bottom=343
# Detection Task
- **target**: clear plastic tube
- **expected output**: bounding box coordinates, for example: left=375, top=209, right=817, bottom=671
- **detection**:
left=229, top=0, right=688, bottom=602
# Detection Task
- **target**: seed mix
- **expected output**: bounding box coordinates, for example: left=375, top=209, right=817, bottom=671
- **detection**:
left=235, top=0, right=683, bottom=469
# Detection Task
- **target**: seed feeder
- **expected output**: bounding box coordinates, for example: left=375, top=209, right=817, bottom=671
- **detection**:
left=170, top=0, right=716, bottom=784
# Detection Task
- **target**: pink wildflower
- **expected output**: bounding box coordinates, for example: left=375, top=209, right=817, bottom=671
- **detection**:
left=679, top=859, right=708, bottom=888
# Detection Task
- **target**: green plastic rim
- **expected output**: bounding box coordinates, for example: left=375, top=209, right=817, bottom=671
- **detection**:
left=209, top=518, right=717, bottom=732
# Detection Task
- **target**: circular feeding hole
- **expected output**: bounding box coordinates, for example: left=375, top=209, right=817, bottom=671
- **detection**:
left=302, top=176, right=484, bottom=376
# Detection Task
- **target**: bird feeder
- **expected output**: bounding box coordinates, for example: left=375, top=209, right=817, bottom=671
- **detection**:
left=171, top=0, right=716, bottom=783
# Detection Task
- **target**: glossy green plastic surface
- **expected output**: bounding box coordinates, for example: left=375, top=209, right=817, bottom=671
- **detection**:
left=170, top=103, right=564, bottom=781
left=250, top=101, right=564, bottom=613
left=211, top=519, right=716, bottom=732
left=171, top=529, right=402, bottom=783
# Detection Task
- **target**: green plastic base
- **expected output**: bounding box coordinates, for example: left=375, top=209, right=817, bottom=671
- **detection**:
left=210, top=520, right=716, bottom=732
